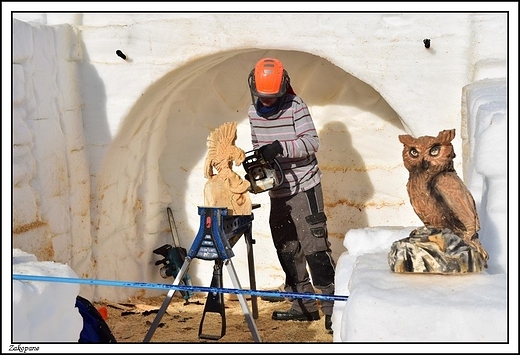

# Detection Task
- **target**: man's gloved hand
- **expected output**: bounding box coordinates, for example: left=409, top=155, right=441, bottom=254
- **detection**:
left=259, top=140, right=283, bottom=162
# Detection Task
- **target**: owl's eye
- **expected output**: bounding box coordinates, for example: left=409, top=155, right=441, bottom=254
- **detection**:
left=430, top=145, right=440, bottom=156
left=409, top=148, right=419, bottom=157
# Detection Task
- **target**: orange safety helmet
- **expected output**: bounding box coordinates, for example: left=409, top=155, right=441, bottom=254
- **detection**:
left=248, top=58, right=290, bottom=99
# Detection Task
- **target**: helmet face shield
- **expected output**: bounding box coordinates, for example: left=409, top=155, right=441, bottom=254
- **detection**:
left=248, top=58, right=290, bottom=99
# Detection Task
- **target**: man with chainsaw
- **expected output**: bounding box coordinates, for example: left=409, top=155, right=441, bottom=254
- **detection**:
left=246, top=57, right=336, bottom=333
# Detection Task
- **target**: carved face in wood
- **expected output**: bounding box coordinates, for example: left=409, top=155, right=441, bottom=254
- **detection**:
left=398, top=129, right=456, bottom=175
left=203, top=122, right=252, bottom=215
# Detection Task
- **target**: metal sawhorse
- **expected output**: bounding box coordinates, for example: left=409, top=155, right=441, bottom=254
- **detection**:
left=143, top=206, right=261, bottom=342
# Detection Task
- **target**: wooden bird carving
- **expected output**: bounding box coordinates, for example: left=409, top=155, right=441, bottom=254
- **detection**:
left=398, top=129, right=489, bottom=264
left=203, top=122, right=252, bottom=215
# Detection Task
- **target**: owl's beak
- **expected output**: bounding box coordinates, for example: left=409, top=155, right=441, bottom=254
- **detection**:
left=421, top=160, right=429, bottom=170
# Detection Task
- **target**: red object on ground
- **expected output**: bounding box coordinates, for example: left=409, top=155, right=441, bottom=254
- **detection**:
left=97, top=306, right=108, bottom=320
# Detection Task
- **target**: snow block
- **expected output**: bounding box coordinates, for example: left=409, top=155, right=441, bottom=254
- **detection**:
left=341, top=252, right=507, bottom=342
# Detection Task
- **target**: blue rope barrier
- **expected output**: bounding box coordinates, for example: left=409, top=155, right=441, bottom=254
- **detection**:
left=12, top=274, right=348, bottom=302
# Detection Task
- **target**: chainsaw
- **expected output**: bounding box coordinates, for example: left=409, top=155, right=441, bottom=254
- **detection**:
left=152, top=207, right=194, bottom=304
left=242, top=149, right=284, bottom=194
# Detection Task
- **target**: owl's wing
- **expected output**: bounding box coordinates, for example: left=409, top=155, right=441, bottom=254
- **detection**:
left=434, top=172, right=480, bottom=238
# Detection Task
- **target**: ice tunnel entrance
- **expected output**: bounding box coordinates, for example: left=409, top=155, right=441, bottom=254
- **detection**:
left=93, top=49, right=420, bottom=301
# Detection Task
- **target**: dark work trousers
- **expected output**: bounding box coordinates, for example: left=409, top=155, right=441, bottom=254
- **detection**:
left=269, top=183, right=336, bottom=316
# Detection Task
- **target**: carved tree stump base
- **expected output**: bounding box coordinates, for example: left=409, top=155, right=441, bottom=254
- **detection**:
left=388, top=226, right=486, bottom=274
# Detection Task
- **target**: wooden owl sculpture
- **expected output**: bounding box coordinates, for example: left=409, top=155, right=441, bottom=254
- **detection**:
left=398, top=129, right=489, bottom=263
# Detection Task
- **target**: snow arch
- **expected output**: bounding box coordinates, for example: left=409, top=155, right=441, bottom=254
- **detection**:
left=93, top=49, right=419, bottom=301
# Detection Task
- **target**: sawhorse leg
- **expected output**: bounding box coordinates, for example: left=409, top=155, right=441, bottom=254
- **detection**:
left=143, top=258, right=191, bottom=342
left=244, top=228, right=258, bottom=319
left=225, top=258, right=261, bottom=342
left=198, top=260, right=226, bottom=340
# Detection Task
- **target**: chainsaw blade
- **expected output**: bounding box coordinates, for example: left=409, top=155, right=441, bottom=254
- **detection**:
left=167, top=207, right=181, bottom=248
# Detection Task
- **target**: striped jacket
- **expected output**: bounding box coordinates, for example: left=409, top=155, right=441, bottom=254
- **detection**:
left=248, top=94, right=322, bottom=198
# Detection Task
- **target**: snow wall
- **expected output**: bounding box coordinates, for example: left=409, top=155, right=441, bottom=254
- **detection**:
left=11, top=13, right=509, bottom=303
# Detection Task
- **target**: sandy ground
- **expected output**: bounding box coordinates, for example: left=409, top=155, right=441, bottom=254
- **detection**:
left=95, top=292, right=334, bottom=343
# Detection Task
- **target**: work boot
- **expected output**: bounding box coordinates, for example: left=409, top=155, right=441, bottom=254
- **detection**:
left=272, top=308, right=320, bottom=321
left=260, top=294, right=285, bottom=302
left=325, top=315, right=333, bottom=334
left=260, top=284, right=286, bottom=302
